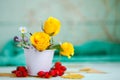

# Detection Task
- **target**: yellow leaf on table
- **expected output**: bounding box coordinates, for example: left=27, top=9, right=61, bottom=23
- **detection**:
left=0, top=73, right=15, bottom=77
left=80, top=67, right=91, bottom=72
left=61, top=73, right=84, bottom=79
left=80, top=67, right=106, bottom=73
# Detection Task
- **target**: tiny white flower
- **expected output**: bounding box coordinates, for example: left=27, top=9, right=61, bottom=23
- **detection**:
left=19, top=26, right=27, bottom=33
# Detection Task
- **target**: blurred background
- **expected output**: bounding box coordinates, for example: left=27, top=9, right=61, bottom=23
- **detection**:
left=0, top=0, right=120, bottom=66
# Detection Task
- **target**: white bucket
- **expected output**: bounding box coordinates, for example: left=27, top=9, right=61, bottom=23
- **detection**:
left=24, top=47, right=54, bottom=76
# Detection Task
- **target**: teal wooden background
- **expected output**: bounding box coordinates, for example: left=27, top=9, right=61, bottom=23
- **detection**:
left=0, top=0, right=120, bottom=66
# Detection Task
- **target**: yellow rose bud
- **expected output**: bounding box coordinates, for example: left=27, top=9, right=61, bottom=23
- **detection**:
left=43, top=16, right=61, bottom=36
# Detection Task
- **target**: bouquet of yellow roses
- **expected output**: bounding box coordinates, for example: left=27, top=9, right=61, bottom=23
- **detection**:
left=14, top=16, right=74, bottom=59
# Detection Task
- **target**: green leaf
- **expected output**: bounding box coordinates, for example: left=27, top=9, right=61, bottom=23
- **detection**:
left=49, top=44, right=61, bottom=51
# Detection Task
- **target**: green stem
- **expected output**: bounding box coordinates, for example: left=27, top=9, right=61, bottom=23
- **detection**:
left=51, top=37, right=54, bottom=45
left=22, top=33, right=26, bottom=46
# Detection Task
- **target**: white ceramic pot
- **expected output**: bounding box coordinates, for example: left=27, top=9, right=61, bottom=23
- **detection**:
left=24, top=47, right=54, bottom=76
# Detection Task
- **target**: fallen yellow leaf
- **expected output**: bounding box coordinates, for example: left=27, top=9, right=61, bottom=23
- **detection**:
left=61, top=73, right=84, bottom=79
left=80, top=67, right=106, bottom=73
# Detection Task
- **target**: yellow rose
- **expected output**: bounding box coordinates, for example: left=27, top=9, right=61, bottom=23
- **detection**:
left=30, top=32, right=51, bottom=51
left=60, top=42, right=74, bottom=59
left=43, top=17, right=61, bottom=36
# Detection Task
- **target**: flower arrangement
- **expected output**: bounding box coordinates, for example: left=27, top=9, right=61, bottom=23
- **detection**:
left=12, top=16, right=75, bottom=78
left=14, top=16, right=74, bottom=59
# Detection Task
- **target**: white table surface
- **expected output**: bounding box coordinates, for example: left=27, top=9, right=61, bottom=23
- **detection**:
left=0, top=62, right=120, bottom=80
